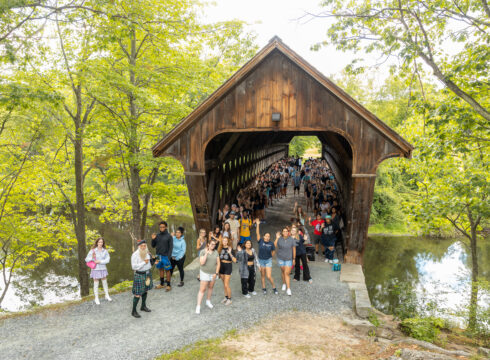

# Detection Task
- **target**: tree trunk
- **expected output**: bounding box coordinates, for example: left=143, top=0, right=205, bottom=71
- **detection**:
left=465, top=206, right=480, bottom=332
left=128, top=27, right=142, bottom=240
left=74, top=130, right=89, bottom=296
left=467, top=213, right=479, bottom=331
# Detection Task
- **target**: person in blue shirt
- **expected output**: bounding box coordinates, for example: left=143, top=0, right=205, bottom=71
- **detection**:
left=255, top=218, right=278, bottom=295
left=170, top=227, right=187, bottom=287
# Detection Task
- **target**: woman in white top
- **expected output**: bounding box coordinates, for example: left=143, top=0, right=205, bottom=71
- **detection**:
left=85, top=238, right=111, bottom=304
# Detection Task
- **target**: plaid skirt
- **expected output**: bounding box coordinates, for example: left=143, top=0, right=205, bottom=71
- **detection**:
left=132, top=271, right=153, bottom=296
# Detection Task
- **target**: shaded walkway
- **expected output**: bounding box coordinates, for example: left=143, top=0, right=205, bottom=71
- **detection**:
left=0, top=186, right=351, bottom=360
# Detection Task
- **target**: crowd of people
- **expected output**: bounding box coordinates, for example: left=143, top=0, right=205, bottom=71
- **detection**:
left=85, top=157, right=345, bottom=318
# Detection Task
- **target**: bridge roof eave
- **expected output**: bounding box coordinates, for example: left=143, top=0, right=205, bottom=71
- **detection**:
left=152, top=37, right=414, bottom=159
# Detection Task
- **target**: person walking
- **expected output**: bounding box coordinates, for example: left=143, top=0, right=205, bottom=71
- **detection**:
left=170, top=227, right=186, bottom=287
left=236, top=239, right=260, bottom=298
left=218, top=236, right=236, bottom=305
left=291, top=226, right=312, bottom=283
left=274, top=227, right=296, bottom=296
left=131, top=239, right=156, bottom=318
left=196, top=239, right=220, bottom=314
left=255, top=219, right=278, bottom=295
left=85, top=237, right=112, bottom=305
left=151, top=221, right=173, bottom=291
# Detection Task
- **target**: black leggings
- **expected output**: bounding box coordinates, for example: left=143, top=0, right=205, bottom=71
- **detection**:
left=241, top=265, right=255, bottom=295
left=170, top=255, right=186, bottom=281
left=294, top=253, right=311, bottom=281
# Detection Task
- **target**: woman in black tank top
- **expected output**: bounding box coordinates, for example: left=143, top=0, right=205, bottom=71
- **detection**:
left=218, top=237, right=236, bottom=306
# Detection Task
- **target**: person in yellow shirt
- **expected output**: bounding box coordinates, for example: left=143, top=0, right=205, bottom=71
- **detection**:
left=239, top=211, right=252, bottom=246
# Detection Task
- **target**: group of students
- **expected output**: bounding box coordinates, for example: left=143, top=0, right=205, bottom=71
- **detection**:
left=84, top=156, right=344, bottom=318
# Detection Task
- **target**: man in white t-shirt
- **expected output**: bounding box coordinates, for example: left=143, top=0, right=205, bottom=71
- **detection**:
left=225, top=212, right=240, bottom=250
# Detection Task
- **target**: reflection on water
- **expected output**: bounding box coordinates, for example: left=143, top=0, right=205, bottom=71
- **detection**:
left=364, top=235, right=490, bottom=324
left=0, top=213, right=197, bottom=312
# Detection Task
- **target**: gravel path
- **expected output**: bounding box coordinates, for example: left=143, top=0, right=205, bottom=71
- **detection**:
left=0, top=187, right=351, bottom=360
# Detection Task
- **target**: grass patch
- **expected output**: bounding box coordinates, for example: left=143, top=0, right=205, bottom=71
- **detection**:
left=156, top=330, right=242, bottom=360
left=368, top=222, right=411, bottom=236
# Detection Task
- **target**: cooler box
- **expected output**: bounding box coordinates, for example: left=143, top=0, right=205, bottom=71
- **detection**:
left=306, top=245, right=315, bottom=261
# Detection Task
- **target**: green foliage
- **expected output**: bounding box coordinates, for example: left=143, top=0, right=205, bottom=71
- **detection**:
left=288, top=136, right=321, bottom=158
left=400, top=316, right=445, bottom=343
left=368, top=310, right=381, bottom=328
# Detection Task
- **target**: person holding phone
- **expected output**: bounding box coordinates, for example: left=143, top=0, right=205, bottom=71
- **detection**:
left=236, top=239, right=260, bottom=298
left=196, top=239, right=220, bottom=314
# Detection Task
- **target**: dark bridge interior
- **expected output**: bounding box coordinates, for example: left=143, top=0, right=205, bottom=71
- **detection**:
left=204, top=131, right=353, bottom=226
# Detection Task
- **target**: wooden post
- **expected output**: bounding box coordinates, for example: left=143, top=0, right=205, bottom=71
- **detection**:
left=186, top=173, right=213, bottom=232
left=344, top=175, right=376, bottom=264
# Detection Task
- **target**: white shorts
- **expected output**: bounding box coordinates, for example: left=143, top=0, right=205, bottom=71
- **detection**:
left=200, top=270, right=215, bottom=282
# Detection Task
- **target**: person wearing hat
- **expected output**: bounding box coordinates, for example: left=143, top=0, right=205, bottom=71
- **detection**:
left=131, top=239, right=156, bottom=318
left=225, top=212, right=240, bottom=251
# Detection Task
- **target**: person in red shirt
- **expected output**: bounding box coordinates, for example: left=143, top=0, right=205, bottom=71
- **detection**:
left=309, top=214, right=325, bottom=255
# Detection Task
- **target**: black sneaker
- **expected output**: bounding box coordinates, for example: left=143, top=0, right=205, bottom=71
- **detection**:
left=140, top=306, right=151, bottom=313
left=132, top=310, right=141, bottom=318
left=262, top=288, right=267, bottom=295
left=178, top=281, right=184, bottom=287
left=273, top=288, right=278, bottom=295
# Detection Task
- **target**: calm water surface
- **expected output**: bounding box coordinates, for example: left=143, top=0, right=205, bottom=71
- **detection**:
left=364, top=235, right=490, bottom=323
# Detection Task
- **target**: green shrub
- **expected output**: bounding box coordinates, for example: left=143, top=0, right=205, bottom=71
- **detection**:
left=400, top=316, right=445, bottom=343
left=368, top=310, right=381, bottom=327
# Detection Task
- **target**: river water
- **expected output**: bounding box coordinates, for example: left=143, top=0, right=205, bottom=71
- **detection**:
left=1, top=217, right=488, bottom=323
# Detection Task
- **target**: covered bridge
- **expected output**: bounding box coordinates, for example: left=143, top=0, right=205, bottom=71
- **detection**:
left=152, top=37, right=413, bottom=264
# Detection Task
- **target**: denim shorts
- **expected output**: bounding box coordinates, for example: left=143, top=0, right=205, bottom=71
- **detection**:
left=258, top=258, right=272, bottom=268
left=239, top=236, right=251, bottom=245
left=277, top=259, right=293, bottom=267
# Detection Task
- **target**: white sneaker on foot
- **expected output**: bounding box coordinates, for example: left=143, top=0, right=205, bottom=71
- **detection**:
left=205, top=300, right=214, bottom=309
left=329, top=260, right=333, bottom=264
left=308, top=279, right=313, bottom=284
left=195, top=305, right=200, bottom=314
left=286, top=288, right=292, bottom=296
left=105, top=295, right=112, bottom=302
left=221, top=297, right=228, bottom=304
left=282, top=284, right=286, bottom=291
left=94, top=297, right=100, bottom=305
left=244, top=293, right=251, bottom=298
left=250, top=291, right=257, bottom=296
left=225, top=299, right=232, bottom=306
left=324, top=259, right=329, bottom=263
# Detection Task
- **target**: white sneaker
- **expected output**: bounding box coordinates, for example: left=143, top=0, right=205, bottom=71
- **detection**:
left=250, top=291, right=257, bottom=296
left=94, top=297, right=100, bottom=305
left=205, top=300, right=214, bottom=309
left=282, top=284, right=286, bottom=291
left=244, top=293, right=251, bottom=298
left=221, top=297, right=228, bottom=304
left=308, top=279, right=313, bottom=284
left=105, top=295, right=112, bottom=302
left=286, top=288, right=292, bottom=296
left=195, top=305, right=200, bottom=314
left=329, top=260, right=333, bottom=264
left=324, top=259, right=329, bottom=263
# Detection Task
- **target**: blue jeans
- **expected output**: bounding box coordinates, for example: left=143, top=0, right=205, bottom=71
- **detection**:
left=277, top=259, right=292, bottom=267
left=258, top=258, right=272, bottom=268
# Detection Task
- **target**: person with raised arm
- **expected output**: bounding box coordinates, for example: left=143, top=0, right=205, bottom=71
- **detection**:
left=255, top=218, right=278, bottom=295
left=196, top=239, right=220, bottom=314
